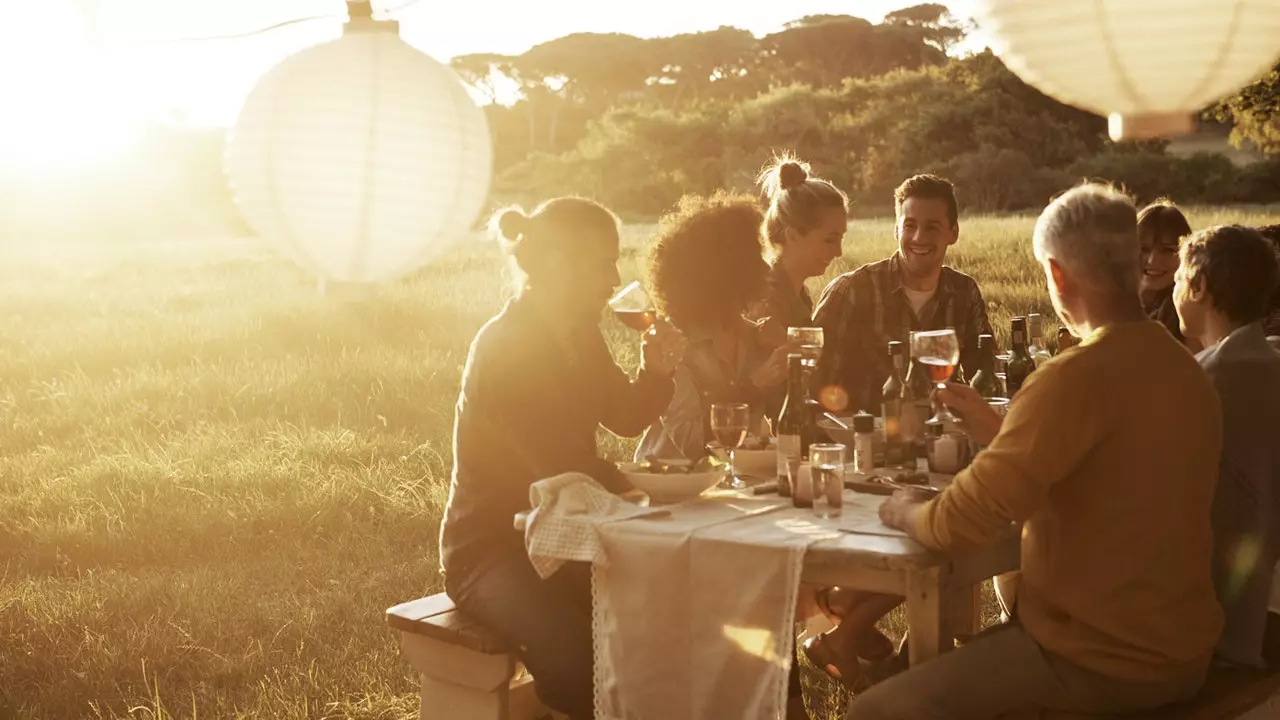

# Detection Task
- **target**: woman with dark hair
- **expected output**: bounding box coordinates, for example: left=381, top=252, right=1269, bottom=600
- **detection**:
left=1256, top=224, right=1280, bottom=342
left=634, top=192, right=794, bottom=460
left=755, top=155, right=849, bottom=345
left=1137, top=199, right=1193, bottom=344
left=440, top=197, right=687, bottom=720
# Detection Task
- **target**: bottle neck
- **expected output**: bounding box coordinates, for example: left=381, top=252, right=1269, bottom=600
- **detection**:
left=1012, top=330, right=1027, bottom=352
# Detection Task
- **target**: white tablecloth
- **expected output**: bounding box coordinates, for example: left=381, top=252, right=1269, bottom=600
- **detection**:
left=525, top=479, right=903, bottom=720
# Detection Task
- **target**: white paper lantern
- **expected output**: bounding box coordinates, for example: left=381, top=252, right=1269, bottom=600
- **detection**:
left=225, top=5, right=492, bottom=286
left=971, top=0, right=1280, bottom=140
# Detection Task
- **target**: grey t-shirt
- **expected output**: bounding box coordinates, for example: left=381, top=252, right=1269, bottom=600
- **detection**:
left=1198, top=323, right=1280, bottom=668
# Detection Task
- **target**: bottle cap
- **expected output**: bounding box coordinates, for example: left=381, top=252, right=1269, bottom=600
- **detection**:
left=1011, top=316, right=1027, bottom=332
left=977, top=333, right=994, bottom=349
left=853, top=412, right=875, bottom=433
left=887, top=340, right=903, bottom=356
left=924, top=419, right=944, bottom=437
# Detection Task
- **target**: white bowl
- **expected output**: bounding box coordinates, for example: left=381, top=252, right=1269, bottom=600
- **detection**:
left=817, top=417, right=858, bottom=449
left=619, top=464, right=724, bottom=504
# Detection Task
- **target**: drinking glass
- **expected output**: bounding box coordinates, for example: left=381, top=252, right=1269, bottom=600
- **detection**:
left=787, top=326, right=824, bottom=369
left=609, top=281, right=657, bottom=332
left=810, top=443, right=845, bottom=519
left=710, top=402, right=751, bottom=489
left=911, top=328, right=961, bottom=424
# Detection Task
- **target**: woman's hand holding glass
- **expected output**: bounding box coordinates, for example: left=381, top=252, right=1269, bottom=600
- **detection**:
left=750, top=339, right=800, bottom=391
left=641, top=317, right=688, bottom=378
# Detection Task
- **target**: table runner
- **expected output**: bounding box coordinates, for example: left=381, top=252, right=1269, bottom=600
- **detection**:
left=525, top=480, right=908, bottom=719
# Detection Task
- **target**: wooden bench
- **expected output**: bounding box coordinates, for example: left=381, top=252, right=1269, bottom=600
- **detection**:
left=386, top=593, right=561, bottom=720
left=1035, top=665, right=1280, bottom=720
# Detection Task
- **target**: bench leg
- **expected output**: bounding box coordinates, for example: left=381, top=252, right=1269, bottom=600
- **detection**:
left=420, top=674, right=508, bottom=720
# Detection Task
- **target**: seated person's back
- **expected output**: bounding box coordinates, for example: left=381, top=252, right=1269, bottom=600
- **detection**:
left=1000, top=320, right=1223, bottom=679
left=1175, top=224, right=1280, bottom=669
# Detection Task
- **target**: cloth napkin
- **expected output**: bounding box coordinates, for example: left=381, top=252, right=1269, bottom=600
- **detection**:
left=523, top=472, right=664, bottom=579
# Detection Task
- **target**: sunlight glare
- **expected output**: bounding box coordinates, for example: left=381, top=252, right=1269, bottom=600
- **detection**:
left=0, top=1, right=139, bottom=174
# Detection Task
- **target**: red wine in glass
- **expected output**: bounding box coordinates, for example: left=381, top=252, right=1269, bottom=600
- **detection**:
left=614, top=309, right=657, bottom=332
left=919, top=356, right=956, bottom=384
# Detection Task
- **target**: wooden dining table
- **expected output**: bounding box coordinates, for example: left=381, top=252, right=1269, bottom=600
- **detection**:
left=515, top=470, right=1021, bottom=669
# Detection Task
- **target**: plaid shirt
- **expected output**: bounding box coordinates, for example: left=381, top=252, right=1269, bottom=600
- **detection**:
left=813, top=255, right=993, bottom=413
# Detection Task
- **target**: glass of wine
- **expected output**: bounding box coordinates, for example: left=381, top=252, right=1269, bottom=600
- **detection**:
left=911, top=328, right=961, bottom=424
left=710, top=402, right=751, bottom=489
left=609, top=281, right=657, bottom=332
left=787, top=327, right=824, bottom=369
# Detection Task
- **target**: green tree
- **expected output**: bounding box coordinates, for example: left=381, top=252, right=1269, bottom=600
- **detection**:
left=883, top=3, right=972, bottom=53
left=1210, top=61, right=1280, bottom=155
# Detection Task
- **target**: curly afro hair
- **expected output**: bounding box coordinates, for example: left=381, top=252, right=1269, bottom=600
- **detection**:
left=644, top=193, right=769, bottom=334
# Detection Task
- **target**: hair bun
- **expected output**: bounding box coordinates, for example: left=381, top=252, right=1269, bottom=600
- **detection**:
left=497, top=209, right=529, bottom=241
left=778, top=162, right=808, bottom=191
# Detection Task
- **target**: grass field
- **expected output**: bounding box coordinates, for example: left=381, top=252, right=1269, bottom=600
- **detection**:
left=3, top=206, right=1277, bottom=720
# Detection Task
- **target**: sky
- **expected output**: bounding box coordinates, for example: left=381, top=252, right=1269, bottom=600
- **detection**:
left=0, top=0, right=980, bottom=170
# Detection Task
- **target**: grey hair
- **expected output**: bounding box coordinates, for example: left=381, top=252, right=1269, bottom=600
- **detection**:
left=1033, top=183, right=1140, bottom=296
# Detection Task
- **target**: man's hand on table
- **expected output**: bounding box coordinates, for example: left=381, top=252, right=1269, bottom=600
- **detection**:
left=878, top=489, right=930, bottom=541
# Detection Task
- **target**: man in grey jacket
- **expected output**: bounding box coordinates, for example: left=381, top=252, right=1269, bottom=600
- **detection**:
left=1175, top=224, right=1280, bottom=668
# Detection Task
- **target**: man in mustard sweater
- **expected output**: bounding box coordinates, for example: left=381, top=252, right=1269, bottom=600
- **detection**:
left=850, top=183, right=1224, bottom=718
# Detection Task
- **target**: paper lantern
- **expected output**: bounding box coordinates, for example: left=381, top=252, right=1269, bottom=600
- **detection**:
left=971, top=1, right=1280, bottom=140
left=225, top=3, right=492, bottom=287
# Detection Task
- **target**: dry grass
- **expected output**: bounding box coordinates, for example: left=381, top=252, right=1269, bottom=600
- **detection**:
left=2, top=206, right=1276, bottom=719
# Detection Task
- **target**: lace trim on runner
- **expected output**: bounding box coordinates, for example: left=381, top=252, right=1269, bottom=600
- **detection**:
left=591, top=561, right=604, bottom=720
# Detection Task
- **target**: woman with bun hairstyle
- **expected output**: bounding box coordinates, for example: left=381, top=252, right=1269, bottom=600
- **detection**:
left=755, top=154, right=850, bottom=345
left=439, top=197, right=687, bottom=719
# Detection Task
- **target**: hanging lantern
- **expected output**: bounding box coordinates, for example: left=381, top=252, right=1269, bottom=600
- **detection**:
left=225, top=1, right=492, bottom=291
left=971, top=1, right=1280, bottom=140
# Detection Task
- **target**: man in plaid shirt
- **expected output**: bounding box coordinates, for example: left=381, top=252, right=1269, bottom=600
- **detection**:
left=813, top=175, right=993, bottom=413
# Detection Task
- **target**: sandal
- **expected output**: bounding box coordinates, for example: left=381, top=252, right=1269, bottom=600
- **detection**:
left=801, top=633, right=872, bottom=693
left=812, top=586, right=851, bottom=623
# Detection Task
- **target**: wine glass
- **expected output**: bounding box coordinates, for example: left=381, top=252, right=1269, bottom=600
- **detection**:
left=609, top=281, right=656, bottom=332
left=787, top=327, right=824, bottom=369
left=911, top=328, right=961, bottom=424
left=710, top=402, right=750, bottom=489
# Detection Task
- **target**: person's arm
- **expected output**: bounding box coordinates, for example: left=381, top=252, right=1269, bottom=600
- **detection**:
left=637, top=364, right=706, bottom=460
left=594, top=331, right=677, bottom=439
left=463, top=329, right=627, bottom=490
left=959, top=276, right=994, bottom=382
left=884, top=361, right=1102, bottom=552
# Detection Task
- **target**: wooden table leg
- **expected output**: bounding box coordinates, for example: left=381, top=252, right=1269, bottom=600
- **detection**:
left=946, top=581, right=982, bottom=643
left=905, top=565, right=945, bottom=666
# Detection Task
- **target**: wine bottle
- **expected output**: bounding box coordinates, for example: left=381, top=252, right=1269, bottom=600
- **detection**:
left=881, top=341, right=907, bottom=468
left=969, top=334, right=1003, bottom=399
left=1027, top=313, right=1052, bottom=367
left=901, top=335, right=932, bottom=463
left=775, top=354, right=806, bottom=497
left=1006, top=317, right=1036, bottom=398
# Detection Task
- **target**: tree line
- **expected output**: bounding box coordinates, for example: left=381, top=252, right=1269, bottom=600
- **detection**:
left=1, top=4, right=1275, bottom=243
left=457, top=4, right=1279, bottom=216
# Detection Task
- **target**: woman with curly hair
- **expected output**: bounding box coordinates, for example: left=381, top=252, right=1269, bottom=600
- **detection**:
left=755, top=155, right=849, bottom=346
left=633, top=193, right=795, bottom=461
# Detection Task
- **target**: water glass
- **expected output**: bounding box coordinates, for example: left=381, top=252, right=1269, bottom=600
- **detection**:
left=810, top=443, right=845, bottom=519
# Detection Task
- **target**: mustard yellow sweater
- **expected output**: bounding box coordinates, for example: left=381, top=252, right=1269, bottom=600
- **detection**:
left=915, top=321, right=1224, bottom=681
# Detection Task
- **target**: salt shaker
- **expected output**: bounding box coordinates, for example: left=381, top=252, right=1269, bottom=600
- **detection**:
left=924, top=419, right=970, bottom=474
left=852, top=412, right=876, bottom=474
